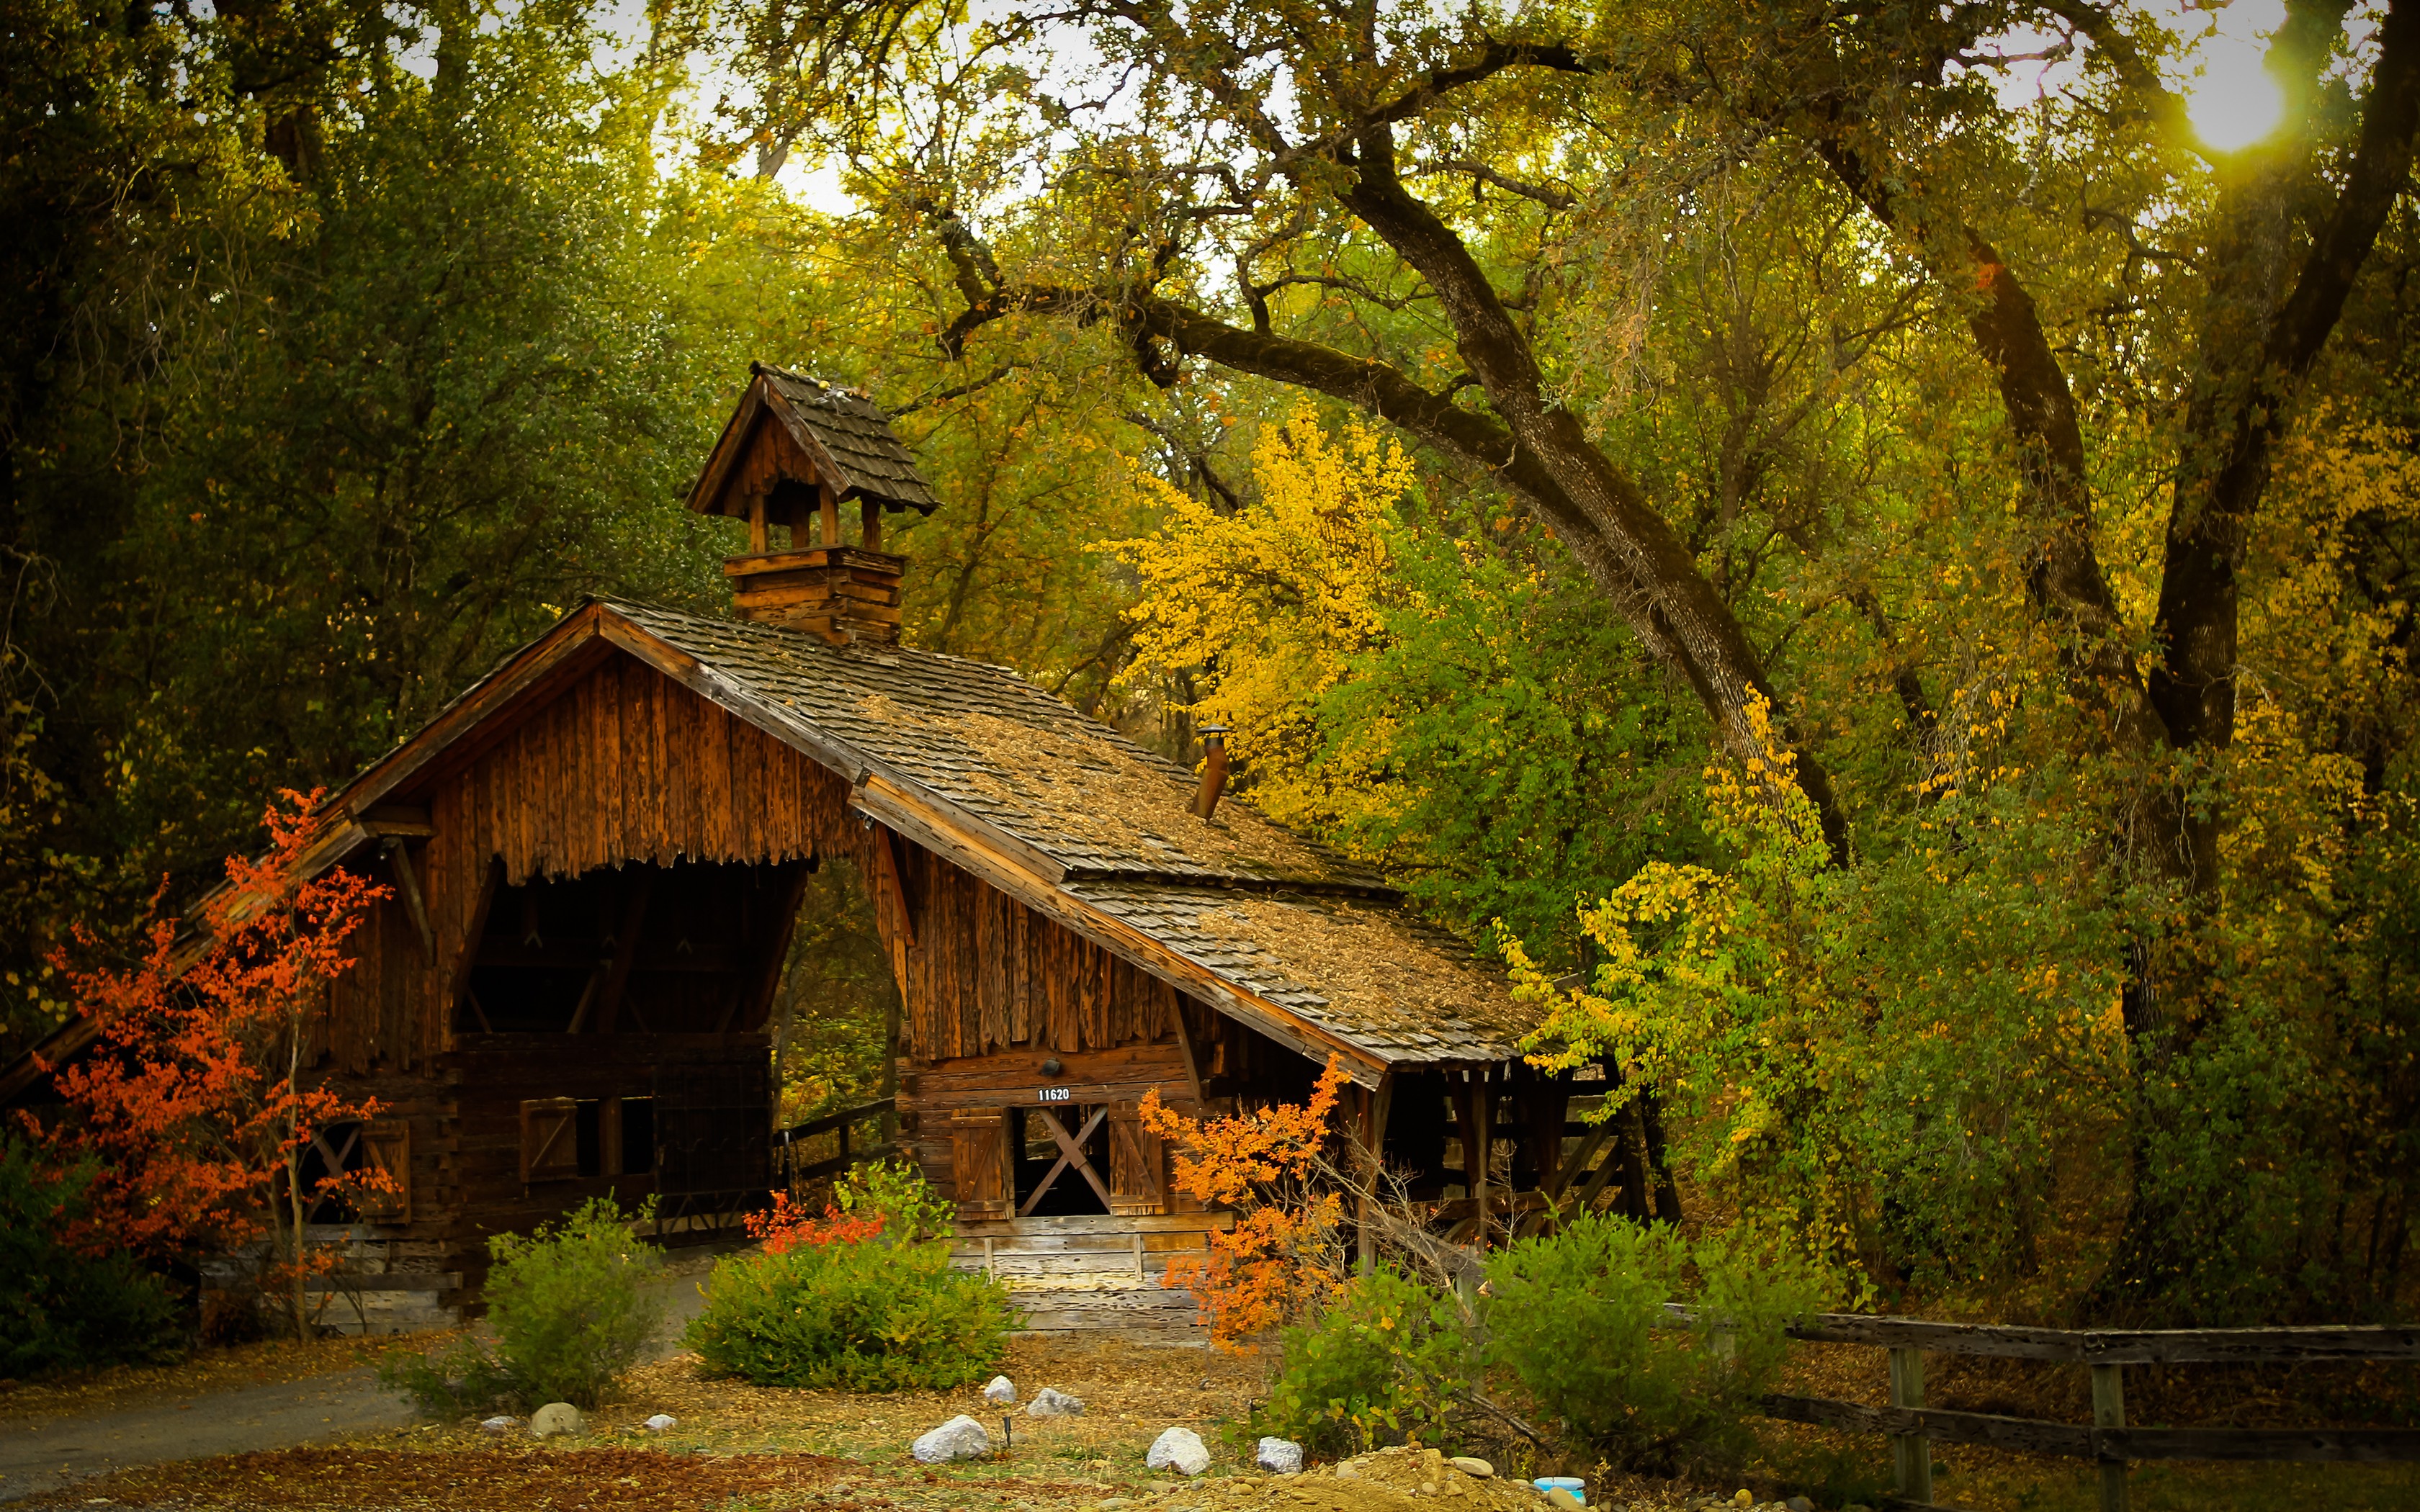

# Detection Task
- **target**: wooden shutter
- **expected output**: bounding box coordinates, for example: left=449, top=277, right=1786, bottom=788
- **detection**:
left=521, top=1098, right=580, bottom=1183
left=1106, top=1101, right=1166, bottom=1216
left=359, top=1125, right=413, bottom=1223
left=948, top=1108, right=1013, bottom=1220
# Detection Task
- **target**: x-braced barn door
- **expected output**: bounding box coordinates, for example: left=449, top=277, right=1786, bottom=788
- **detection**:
left=655, top=1061, right=769, bottom=1220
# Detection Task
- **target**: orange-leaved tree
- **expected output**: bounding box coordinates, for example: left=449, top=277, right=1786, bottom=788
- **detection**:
left=1140, top=1057, right=1353, bottom=1349
left=34, top=790, right=392, bottom=1337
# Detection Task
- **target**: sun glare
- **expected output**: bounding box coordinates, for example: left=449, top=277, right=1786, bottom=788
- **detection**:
left=2187, top=52, right=2287, bottom=151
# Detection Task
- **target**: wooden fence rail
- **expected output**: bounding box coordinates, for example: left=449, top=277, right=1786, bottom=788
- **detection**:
left=1662, top=1305, right=2420, bottom=1510
left=774, top=1097, right=897, bottom=1187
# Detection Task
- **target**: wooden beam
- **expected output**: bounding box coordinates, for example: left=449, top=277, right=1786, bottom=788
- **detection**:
left=445, top=858, right=503, bottom=1045
left=381, top=839, right=436, bottom=965
left=362, top=805, right=434, bottom=837
left=1021, top=1106, right=1114, bottom=1215
left=727, top=858, right=815, bottom=1035
left=1168, top=994, right=1206, bottom=1104
left=1355, top=1072, right=1392, bottom=1276
left=874, top=824, right=917, bottom=950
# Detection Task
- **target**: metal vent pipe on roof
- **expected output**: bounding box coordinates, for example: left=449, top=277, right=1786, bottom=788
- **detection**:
left=1192, top=726, right=1231, bottom=819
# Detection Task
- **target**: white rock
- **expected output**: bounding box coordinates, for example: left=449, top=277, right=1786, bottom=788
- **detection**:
left=529, top=1403, right=584, bottom=1438
left=478, top=1416, right=517, bottom=1435
left=1255, top=1438, right=1304, bottom=1474
left=1027, top=1387, right=1086, bottom=1416
left=912, top=1414, right=993, bottom=1464
left=982, top=1374, right=1018, bottom=1405
left=1450, top=1457, right=1494, bottom=1478
left=643, top=1413, right=678, bottom=1432
left=1147, top=1426, right=1211, bottom=1477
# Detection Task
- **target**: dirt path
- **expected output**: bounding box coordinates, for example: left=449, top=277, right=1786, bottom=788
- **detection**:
left=0, top=1248, right=728, bottom=1504
left=0, top=1365, right=414, bottom=1502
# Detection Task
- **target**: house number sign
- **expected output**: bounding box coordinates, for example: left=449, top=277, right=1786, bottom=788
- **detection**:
left=1036, top=1086, right=1072, bottom=1103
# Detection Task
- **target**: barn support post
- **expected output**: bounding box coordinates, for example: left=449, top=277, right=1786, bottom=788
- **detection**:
left=1353, top=1074, right=1392, bottom=1276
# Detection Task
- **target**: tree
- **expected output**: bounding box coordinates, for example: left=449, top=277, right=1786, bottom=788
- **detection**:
left=717, top=0, right=2420, bottom=1318
left=35, top=791, right=390, bottom=1337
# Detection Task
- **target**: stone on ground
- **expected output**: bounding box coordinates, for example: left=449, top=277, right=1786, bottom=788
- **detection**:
left=478, top=1416, right=517, bottom=1435
left=982, top=1375, right=1018, bottom=1405
left=642, top=1413, right=678, bottom=1432
left=1450, top=1457, right=1494, bottom=1478
left=1255, top=1438, right=1303, bottom=1474
left=912, top=1414, right=993, bottom=1464
left=1027, top=1387, right=1086, bottom=1416
left=1785, top=1500, right=1814, bottom=1512
left=528, top=1403, right=583, bottom=1438
left=1146, top=1426, right=1211, bottom=1476
left=1546, top=1489, right=1585, bottom=1512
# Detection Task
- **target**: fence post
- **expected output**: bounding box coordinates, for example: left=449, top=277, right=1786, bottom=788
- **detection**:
left=1888, top=1346, right=1932, bottom=1505
left=2091, top=1363, right=2128, bottom=1512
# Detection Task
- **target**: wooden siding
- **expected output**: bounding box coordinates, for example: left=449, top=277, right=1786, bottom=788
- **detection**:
left=882, top=844, right=1183, bottom=1061
left=327, top=653, right=859, bottom=1073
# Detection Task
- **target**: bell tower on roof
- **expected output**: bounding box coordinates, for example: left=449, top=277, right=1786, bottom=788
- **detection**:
left=684, top=362, right=941, bottom=645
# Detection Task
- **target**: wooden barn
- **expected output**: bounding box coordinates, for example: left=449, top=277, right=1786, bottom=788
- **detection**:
left=4, top=364, right=1628, bottom=1335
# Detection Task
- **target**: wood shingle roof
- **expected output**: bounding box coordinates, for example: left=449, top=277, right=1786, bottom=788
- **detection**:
left=331, top=599, right=1542, bottom=1078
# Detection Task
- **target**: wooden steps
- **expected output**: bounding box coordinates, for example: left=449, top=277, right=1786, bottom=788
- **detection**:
left=949, top=1212, right=1224, bottom=1336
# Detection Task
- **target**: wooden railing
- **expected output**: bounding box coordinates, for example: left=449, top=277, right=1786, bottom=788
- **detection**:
left=1695, top=1306, right=2420, bottom=1510
left=774, top=1097, right=898, bottom=1187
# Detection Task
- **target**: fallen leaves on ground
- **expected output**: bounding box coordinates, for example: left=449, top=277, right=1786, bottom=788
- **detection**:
left=19, top=1446, right=844, bottom=1511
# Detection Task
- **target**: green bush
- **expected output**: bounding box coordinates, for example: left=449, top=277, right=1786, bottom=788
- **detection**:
left=0, top=1138, right=182, bottom=1375
left=1253, top=1266, right=1474, bottom=1457
left=384, top=1197, right=663, bottom=1413
left=1483, top=1215, right=1822, bottom=1474
left=685, top=1164, right=1012, bottom=1390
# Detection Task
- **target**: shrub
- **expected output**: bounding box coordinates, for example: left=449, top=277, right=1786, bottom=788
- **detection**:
left=0, top=1137, right=182, bottom=1375
left=1253, top=1265, right=1473, bottom=1457
left=686, top=1162, right=1013, bottom=1390
left=384, top=1197, right=663, bottom=1413
left=1482, top=1215, right=1823, bottom=1475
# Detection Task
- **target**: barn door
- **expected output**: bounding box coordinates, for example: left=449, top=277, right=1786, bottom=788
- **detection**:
left=521, top=1099, right=580, bottom=1183
left=1106, top=1102, right=1166, bottom=1216
left=655, top=1061, right=770, bottom=1218
left=949, top=1108, right=1013, bottom=1220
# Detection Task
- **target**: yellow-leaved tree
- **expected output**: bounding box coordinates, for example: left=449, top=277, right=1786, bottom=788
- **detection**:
left=1101, top=405, right=1411, bottom=840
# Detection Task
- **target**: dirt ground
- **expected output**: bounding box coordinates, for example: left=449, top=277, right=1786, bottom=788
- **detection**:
left=12, top=1330, right=2420, bottom=1512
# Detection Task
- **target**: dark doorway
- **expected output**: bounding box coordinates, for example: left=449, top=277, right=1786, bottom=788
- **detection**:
left=1013, top=1104, right=1113, bottom=1216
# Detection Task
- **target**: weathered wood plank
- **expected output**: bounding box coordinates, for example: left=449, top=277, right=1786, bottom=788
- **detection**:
left=952, top=1212, right=1234, bottom=1237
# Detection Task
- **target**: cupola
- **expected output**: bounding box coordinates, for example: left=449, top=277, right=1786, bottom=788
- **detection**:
left=684, top=362, right=941, bottom=644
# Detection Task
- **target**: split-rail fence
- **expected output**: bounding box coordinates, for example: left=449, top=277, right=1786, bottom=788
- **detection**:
left=1704, top=1306, right=2420, bottom=1511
